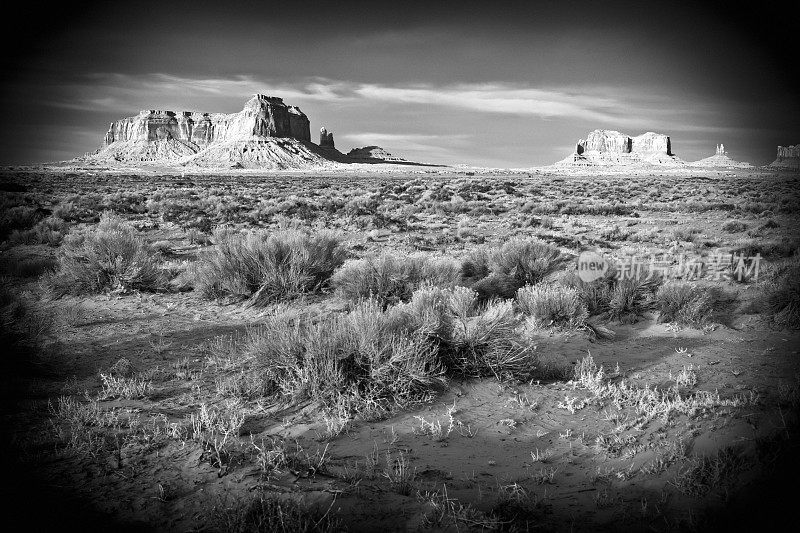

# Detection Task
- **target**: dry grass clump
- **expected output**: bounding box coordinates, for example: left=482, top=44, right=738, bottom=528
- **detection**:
left=656, top=282, right=723, bottom=327
left=397, top=286, right=531, bottom=377
left=607, top=277, right=660, bottom=323
left=213, top=494, right=341, bottom=533
left=759, top=256, right=800, bottom=328
left=332, top=253, right=459, bottom=307
left=46, top=212, right=164, bottom=296
left=6, top=216, right=66, bottom=246
left=236, top=286, right=537, bottom=420
left=192, top=228, right=346, bottom=305
left=516, top=284, right=588, bottom=328
left=240, top=302, right=446, bottom=415
left=462, top=238, right=566, bottom=300
left=558, top=271, right=659, bottom=323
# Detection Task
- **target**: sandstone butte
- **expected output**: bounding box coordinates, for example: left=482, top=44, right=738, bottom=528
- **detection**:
left=83, top=94, right=350, bottom=169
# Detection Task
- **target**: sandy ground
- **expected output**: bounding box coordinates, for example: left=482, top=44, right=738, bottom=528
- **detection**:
left=2, top=167, right=800, bottom=532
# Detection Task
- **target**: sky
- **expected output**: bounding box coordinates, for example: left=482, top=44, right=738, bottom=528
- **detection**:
left=1, top=0, right=798, bottom=167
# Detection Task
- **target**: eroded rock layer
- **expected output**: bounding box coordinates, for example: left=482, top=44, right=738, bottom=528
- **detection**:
left=558, top=129, right=683, bottom=167
left=770, top=144, right=800, bottom=170
left=87, top=94, right=332, bottom=168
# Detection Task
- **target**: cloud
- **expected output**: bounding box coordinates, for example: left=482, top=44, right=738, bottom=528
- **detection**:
left=35, top=73, right=727, bottom=135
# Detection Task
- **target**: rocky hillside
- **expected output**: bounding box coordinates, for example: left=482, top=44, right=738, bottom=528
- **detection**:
left=83, top=95, right=348, bottom=169
left=689, top=144, right=752, bottom=168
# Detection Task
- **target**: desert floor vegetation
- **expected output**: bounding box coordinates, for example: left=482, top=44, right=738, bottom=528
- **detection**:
left=2, top=168, right=800, bottom=531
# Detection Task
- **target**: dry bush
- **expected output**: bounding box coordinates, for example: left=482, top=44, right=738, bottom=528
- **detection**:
left=213, top=494, right=341, bottom=533
left=0, top=255, right=57, bottom=278
left=557, top=270, right=614, bottom=316
left=0, top=204, right=41, bottom=240
left=607, top=277, right=660, bottom=323
left=516, top=284, right=588, bottom=328
left=192, top=228, right=346, bottom=304
left=332, top=253, right=459, bottom=307
left=722, top=220, right=748, bottom=233
left=6, top=216, right=66, bottom=247
left=461, top=238, right=565, bottom=300
left=46, top=212, right=164, bottom=296
left=241, top=303, right=446, bottom=413
left=656, top=282, right=724, bottom=327
left=759, top=256, right=800, bottom=329
left=397, top=286, right=532, bottom=378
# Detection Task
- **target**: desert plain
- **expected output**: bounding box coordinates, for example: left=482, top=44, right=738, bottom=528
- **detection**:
left=1, top=164, right=799, bottom=532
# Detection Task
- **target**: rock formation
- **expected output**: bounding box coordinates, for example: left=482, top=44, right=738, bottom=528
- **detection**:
left=346, top=146, right=407, bottom=162
left=83, top=95, right=345, bottom=168
left=688, top=144, right=752, bottom=169
left=769, top=144, right=800, bottom=170
left=558, top=129, right=683, bottom=167
left=319, top=127, right=335, bottom=149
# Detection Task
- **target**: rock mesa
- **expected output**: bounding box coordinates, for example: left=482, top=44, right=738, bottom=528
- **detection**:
left=769, top=144, right=800, bottom=170
left=85, top=95, right=348, bottom=169
left=557, top=129, right=684, bottom=167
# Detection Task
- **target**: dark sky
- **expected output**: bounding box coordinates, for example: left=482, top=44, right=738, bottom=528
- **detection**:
left=1, top=0, right=798, bottom=166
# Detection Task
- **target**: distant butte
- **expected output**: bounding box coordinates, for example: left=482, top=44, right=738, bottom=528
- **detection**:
left=769, top=144, right=800, bottom=170
left=554, top=129, right=685, bottom=167
left=82, top=95, right=349, bottom=169
left=689, top=144, right=752, bottom=169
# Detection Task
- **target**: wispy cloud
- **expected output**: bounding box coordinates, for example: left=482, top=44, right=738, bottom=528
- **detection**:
left=39, top=73, right=726, bottom=135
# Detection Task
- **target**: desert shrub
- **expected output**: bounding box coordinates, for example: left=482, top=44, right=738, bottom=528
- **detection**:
left=557, top=270, right=614, bottom=316
left=396, top=286, right=531, bottom=377
left=491, top=238, right=565, bottom=287
left=46, top=212, right=164, bottom=296
left=656, top=282, right=724, bottom=327
left=214, top=494, right=341, bottom=533
left=193, top=228, right=346, bottom=305
left=672, top=227, right=702, bottom=242
left=0, top=255, right=57, bottom=278
left=516, top=284, right=588, bottom=328
left=608, top=277, right=660, bottom=323
left=732, top=238, right=799, bottom=260
left=0, top=205, right=41, bottom=240
left=241, top=302, right=446, bottom=412
left=460, top=238, right=565, bottom=300
left=332, top=253, right=459, bottom=307
left=760, top=257, right=800, bottom=329
left=7, top=216, right=65, bottom=246
left=721, top=220, right=747, bottom=233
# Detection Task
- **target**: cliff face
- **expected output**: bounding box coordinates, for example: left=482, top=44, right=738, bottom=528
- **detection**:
left=770, top=144, right=800, bottom=170
left=576, top=130, right=672, bottom=156
left=88, top=94, right=331, bottom=168
left=561, top=129, right=682, bottom=167
left=347, top=146, right=407, bottom=162
left=101, top=95, right=311, bottom=149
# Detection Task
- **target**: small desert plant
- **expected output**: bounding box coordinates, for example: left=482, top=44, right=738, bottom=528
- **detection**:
left=607, top=277, right=659, bottom=323
left=516, top=284, right=588, bottom=328
left=656, top=282, right=723, bottom=327
left=332, top=253, right=459, bottom=307
left=192, top=228, right=346, bottom=304
left=722, top=220, right=747, bottom=233
left=557, top=270, right=615, bottom=316
left=213, top=494, right=341, bottom=533
left=47, top=212, right=164, bottom=295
